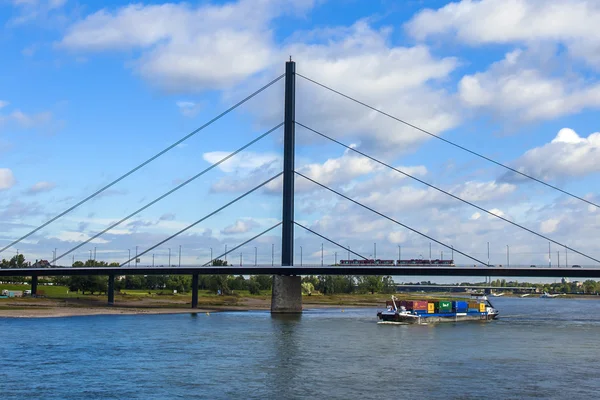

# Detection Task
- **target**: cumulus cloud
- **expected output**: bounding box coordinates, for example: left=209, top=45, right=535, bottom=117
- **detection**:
left=540, top=218, right=560, bottom=234
left=457, top=49, right=600, bottom=122
left=505, top=128, right=600, bottom=180
left=159, top=213, right=176, bottom=221
left=0, top=168, right=16, bottom=190
left=203, top=150, right=281, bottom=174
left=221, top=219, right=259, bottom=235
left=406, top=0, right=600, bottom=69
left=24, top=181, right=56, bottom=195
left=59, top=1, right=315, bottom=91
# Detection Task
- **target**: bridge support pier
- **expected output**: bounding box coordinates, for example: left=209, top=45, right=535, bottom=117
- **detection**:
left=107, top=274, right=115, bottom=306
left=31, top=275, right=38, bottom=296
left=191, top=273, right=199, bottom=309
left=271, top=275, right=302, bottom=313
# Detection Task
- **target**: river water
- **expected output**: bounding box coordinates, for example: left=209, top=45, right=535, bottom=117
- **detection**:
left=1, top=297, right=599, bottom=399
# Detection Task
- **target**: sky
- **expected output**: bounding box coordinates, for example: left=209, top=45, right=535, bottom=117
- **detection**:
left=1, top=0, right=599, bottom=276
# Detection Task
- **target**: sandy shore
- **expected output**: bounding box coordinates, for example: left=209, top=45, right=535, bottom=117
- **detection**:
left=0, top=296, right=361, bottom=318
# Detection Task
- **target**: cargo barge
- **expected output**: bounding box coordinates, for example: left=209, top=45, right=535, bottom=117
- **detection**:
left=377, top=295, right=499, bottom=324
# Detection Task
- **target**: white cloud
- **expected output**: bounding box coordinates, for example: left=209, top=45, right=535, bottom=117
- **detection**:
left=0, top=109, right=54, bottom=129
left=203, top=150, right=281, bottom=174
left=50, top=231, right=110, bottom=244
left=507, top=128, right=600, bottom=180
left=458, top=49, right=600, bottom=121
left=540, top=218, right=560, bottom=234
left=470, top=212, right=481, bottom=220
left=59, top=1, right=315, bottom=92
left=176, top=101, right=202, bottom=118
left=24, top=181, right=56, bottom=194
left=0, top=168, right=16, bottom=190
left=0, top=101, right=8, bottom=109
left=221, top=219, right=259, bottom=235
left=406, top=0, right=600, bottom=69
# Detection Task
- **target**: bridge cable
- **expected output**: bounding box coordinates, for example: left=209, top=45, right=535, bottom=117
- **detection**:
left=295, top=171, right=490, bottom=266
left=0, top=73, right=285, bottom=255
left=54, top=123, right=283, bottom=264
left=296, top=73, right=600, bottom=210
left=201, top=222, right=283, bottom=267
left=119, top=172, right=283, bottom=267
left=293, top=221, right=368, bottom=261
left=296, top=121, right=600, bottom=265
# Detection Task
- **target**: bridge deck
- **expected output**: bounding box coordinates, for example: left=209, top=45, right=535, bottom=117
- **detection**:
left=1, top=265, right=598, bottom=278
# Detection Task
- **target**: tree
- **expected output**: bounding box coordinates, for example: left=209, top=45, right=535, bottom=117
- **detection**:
left=251, top=275, right=272, bottom=291
left=357, top=276, right=384, bottom=294
left=167, top=276, right=192, bottom=293
left=212, top=259, right=228, bottom=266
left=301, top=282, right=314, bottom=295
left=583, top=280, right=597, bottom=294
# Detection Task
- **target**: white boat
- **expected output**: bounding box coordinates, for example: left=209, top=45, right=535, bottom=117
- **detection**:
left=540, top=292, right=561, bottom=298
left=491, top=293, right=505, bottom=297
left=520, top=294, right=530, bottom=298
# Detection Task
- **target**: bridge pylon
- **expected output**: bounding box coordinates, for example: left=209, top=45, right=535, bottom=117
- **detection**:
left=271, top=59, right=303, bottom=313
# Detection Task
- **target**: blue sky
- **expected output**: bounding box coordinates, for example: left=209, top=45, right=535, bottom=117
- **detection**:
left=1, top=0, right=599, bottom=273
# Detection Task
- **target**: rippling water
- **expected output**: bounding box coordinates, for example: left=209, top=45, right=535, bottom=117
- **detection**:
left=2, top=297, right=599, bottom=399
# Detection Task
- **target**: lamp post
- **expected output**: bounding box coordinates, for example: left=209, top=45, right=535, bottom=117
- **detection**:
left=335, top=252, right=337, bottom=265
left=152, top=254, right=155, bottom=267
left=565, top=245, right=568, bottom=267
left=487, top=242, right=490, bottom=266
left=128, top=249, right=131, bottom=267
left=507, top=245, right=509, bottom=268
left=300, top=246, right=303, bottom=266
left=374, top=243, right=376, bottom=259
left=548, top=242, right=551, bottom=267
left=271, top=244, right=274, bottom=266
left=254, top=247, right=257, bottom=266
left=429, top=242, right=432, bottom=261
left=168, top=248, right=171, bottom=267
left=89, top=249, right=92, bottom=261
left=557, top=251, right=560, bottom=268
left=347, top=245, right=350, bottom=261
left=240, top=253, right=242, bottom=267
left=225, top=244, right=227, bottom=263
left=179, top=245, right=182, bottom=267
left=321, top=243, right=324, bottom=266
left=210, top=247, right=213, bottom=265
left=451, top=245, right=454, bottom=261
left=135, top=246, right=138, bottom=265
left=94, top=247, right=96, bottom=261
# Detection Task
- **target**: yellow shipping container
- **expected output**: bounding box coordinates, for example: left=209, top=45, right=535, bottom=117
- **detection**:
left=427, top=303, right=435, bottom=313
left=468, top=301, right=479, bottom=309
left=479, top=303, right=486, bottom=312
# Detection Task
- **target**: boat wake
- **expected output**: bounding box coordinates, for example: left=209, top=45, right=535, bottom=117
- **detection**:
left=377, top=321, right=424, bottom=326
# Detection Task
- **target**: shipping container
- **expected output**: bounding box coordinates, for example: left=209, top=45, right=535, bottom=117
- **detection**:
left=468, top=301, right=479, bottom=309
left=479, top=303, right=486, bottom=312
left=427, top=302, right=435, bottom=313
left=468, top=308, right=480, bottom=313
left=437, top=300, right=452, bottom=309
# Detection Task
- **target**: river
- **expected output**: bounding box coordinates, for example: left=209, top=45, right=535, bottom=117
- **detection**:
left=1, top=297, right=599, bottom=399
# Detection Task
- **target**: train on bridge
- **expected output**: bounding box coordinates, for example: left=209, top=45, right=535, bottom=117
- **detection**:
left=339, top=259, right=455, bottom=266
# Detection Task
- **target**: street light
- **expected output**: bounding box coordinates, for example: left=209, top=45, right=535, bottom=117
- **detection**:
left=347, top=245, right=350, bottom=261
left=374, top=243, right=376, bottom=259
left=152, top=254, right=155, bottom=267
left=565, top=245, right=568, bottom=267
left=89, top=249, right=92, bottom=261
left=548, top=242, right=551, bottom=267
left=225, top=244, right=227, bottom=263
left=300, top=246, right=303, bottom=266
left=210, top=247, right=213, bottom=265
left=240, top=252, right=242, bottom=266
left=179, top=245, right=182, bottom=267
left=254, top=247, right=257, bottom=266
left=507, top=245, right=509, bottom=268
left=321, top=243, right=324, bottom=266
left=128, top=249, right=131, bottom=267
left=168, top=248, right=171, bottom=267
left=429, top=242, right=432, bottom=261
left=135, top=246, right=138, bottom=265
left=94, top=247, right=96, bottom=261
left=335, top=252, right=337, bottom=265
left=398, top=245, right=401, bottom=262
left=487, top=242, right=490, bottom=266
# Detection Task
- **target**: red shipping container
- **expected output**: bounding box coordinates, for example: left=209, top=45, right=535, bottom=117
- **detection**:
left=413, top=300, right=428, bottom=310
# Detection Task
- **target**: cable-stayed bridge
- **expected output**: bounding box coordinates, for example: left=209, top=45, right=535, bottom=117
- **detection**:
left=1, top=60, right=598, bottom=311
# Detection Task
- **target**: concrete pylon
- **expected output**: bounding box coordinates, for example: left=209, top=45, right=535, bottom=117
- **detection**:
left=271, top=275, right=302, bottom=313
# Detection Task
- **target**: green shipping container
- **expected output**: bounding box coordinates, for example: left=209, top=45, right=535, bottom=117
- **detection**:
left=437, top=301, right=451, bottom=309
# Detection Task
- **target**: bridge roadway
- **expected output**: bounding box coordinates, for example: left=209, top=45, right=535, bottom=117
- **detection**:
left=2, top=265, right=599, bottom=278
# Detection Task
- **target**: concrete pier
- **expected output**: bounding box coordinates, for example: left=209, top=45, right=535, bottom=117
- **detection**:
left=108, top=274, right=115, bottom=306
left=270, top=275, right=302, bottom=313
left=31, top=275, right=38, bottom=296
left=191, top=273, right=199, bottom=309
